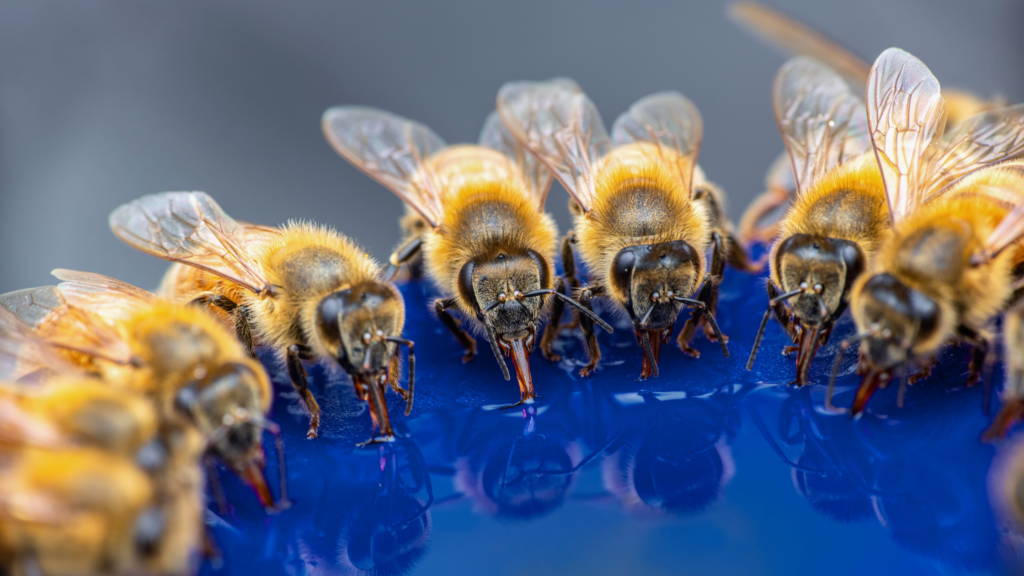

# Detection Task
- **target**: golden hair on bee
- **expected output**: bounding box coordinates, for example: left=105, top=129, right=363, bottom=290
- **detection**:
left=0, top=269, right=286, bottom=510
left=729, top=2, right=1008, bottom=245
left=110, top=192, right=415, bottom=444
left=497, top=79, right=749, bottom=380
left=323, top=104, right=609, bottom=410
left=829, top=48, right=1024, bottom=416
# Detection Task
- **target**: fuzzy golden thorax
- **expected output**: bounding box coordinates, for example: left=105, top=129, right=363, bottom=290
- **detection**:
left=769, top=154, right=888, bottom=326
left=0, top=377, right=158, bottom=457
left=246, top=221, right=384, bottom=351
left=0, top=447, right=154, bottom=576
left=424, top=178, right=558, bottom=319
left=577, top=151, right=710, bottom=318
left=851, top=181, right=1024, bottom=367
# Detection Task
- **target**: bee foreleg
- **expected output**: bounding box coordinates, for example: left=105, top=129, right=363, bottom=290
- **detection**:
left=560, top=232, right=582, bottom=329
left=434, top=298, right=477, bottom=363
left=539, top=276, right=568, bottom=362
left=577, top=284, right=605, bottom=377
left=385, top=236, right=424, bottom=281
left=698, top=233, right=727, bottom=343
left=190, top=293, right=256, bottom=358
left=286, top=344, right=320, bottom=440
left=678, top=273, right=723, bottom=356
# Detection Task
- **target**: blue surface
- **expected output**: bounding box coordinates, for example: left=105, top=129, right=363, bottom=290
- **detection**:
left=200, top=266, right=1016, bottom=576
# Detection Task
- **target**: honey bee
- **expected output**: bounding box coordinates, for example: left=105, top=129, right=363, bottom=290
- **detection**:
left=109, top=192, right=416, bottom=442
left=743, top=56, right=883, bottom=386
left=832, top=48, right=1024, bottom=415
left=0, top=270, right=287, bottom=509
left=746, top=47, right=1024, bottom=388
left=729, top=1, right=1007, bottom=244
left=322, top=104, right=611, bottom=406
left=497, top=79, right=753, bottom=379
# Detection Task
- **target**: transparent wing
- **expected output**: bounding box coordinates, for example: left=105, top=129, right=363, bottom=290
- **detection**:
left=109, top=192, right=271, bottom=294
left=773, top=56, right=870, bottom=194
left=323, top=106, right=448, bottom=227
left=479, top=111, right=554, bottom=207
left=729, top=2, right=870, bottom=85
left=51, top=269, right=156, bottom=323
left=866, top=48, right=947, bottom=224
left=611, top=92, right=703, bottom=196
left=924, top=103, right=1024, bottom=200
left=0, top=286, right=134, bottom=367
left=497, top=78, right=610, bottom=211
left=0, top=308, right=79, bottom=382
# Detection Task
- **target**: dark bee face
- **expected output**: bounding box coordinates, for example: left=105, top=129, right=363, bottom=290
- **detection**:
left=776, top=233, right=865, bottom=326
left=459, top=249, right=551, bottom=403
left=175, top=361, right=274, bottom=506
left=855, top=273, right=940, bottom=371
left=609, top=241, right=701, bottom=330
left=481, top=436, right=572, bottom=520
left=315, top=283, right=403, bottom=380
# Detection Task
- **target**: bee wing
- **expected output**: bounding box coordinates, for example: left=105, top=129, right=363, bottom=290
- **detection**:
left=729, top=2, right=870, bottom=86
left=923, top=104, right=1024, bottom=200
left=497, top=78, right=611, bottom=212
left=479, top=111, right=554, bottom=208
left=774, top=57, right=870, bottom=195
left=0, top=286, right=135, bottom=367
left=50, top=269, right=156, bottom=323
left=109, top=192, right=272, bottom=294
left=322, top=106, right=448, bottom=227
left=611, top=92, right=703, bottom=196
left=867, top=48, right=947, bottom=224
left=0, top=308, right=79, bottom=382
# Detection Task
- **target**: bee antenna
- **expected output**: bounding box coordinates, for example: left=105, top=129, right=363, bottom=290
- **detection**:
left=521, top=288, right=613, bottom=333
left=362, top=344, right=373, bottom=371
left=673, top=297, right=729, bottom=358
left=385, top=337, right=416, bottom=416
left=747, top=303, right=773, bottom=370
left=480, top=300, right=502, bottom=314
left=638, top=304, right=656, bottom=328
left=748, top=287, right=804, bottom=370
left=484, top=321, right=511, bottom=381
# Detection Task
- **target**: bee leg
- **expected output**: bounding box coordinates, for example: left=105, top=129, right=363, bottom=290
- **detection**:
left=957, top=325, right=989, bottom=387
left=191, top=293, right=257, bottom=358
left=699, top=233, right=727, bottom=343
left=539, top=276, right=569, bottom=362
left=578, top=284, right=605, bottom=377
left=435, top=298, right=477, bottom=363
left=384, top=236, right=424, bottom=281
left=766, top=280, right=798, bottom=340
left=387, top=353, right=410, bottom=402
left=782, top=345, right=800, bottom=356
left=560, top=232, right=582, bottom=329
left=677, top=277, right=715, bottom=357
left=286, top=344, right=320, bottom=439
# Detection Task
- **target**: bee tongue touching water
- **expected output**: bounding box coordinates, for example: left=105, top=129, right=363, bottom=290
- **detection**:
left=240, top=456, right=277, bottom=510
left=637, top=329, right=664, bottom=380
left=497, top=332, right=536, bottom=406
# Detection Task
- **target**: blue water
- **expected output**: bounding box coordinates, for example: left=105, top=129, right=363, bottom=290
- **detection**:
left=200, top=266, right=1017, bottom=576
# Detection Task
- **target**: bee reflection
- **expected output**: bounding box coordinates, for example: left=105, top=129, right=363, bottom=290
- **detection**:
left=438, top=390, right=614, bottom=521
left=602, top=386, right=739, bottom=516
left=207, top=439, right=433, bottom=576
left=752, top=386, right=1002, bottom=571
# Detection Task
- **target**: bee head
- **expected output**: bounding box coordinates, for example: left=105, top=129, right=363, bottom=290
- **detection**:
left=173, top=361, right=276, bottom=507
left=775, top=233, right=865, bottom=326
left=852, top=272, right=941, bottom=372
left=481, top=434, right=573, bottom=520
left=610, top=240, right=703, bottom=331
left=315, top=282, right=406, bottom=380
left=458, top=249, right=552, bottom=400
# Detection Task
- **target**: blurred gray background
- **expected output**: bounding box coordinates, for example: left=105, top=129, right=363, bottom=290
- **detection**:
left=2, top=0, right=1022, bottom=293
